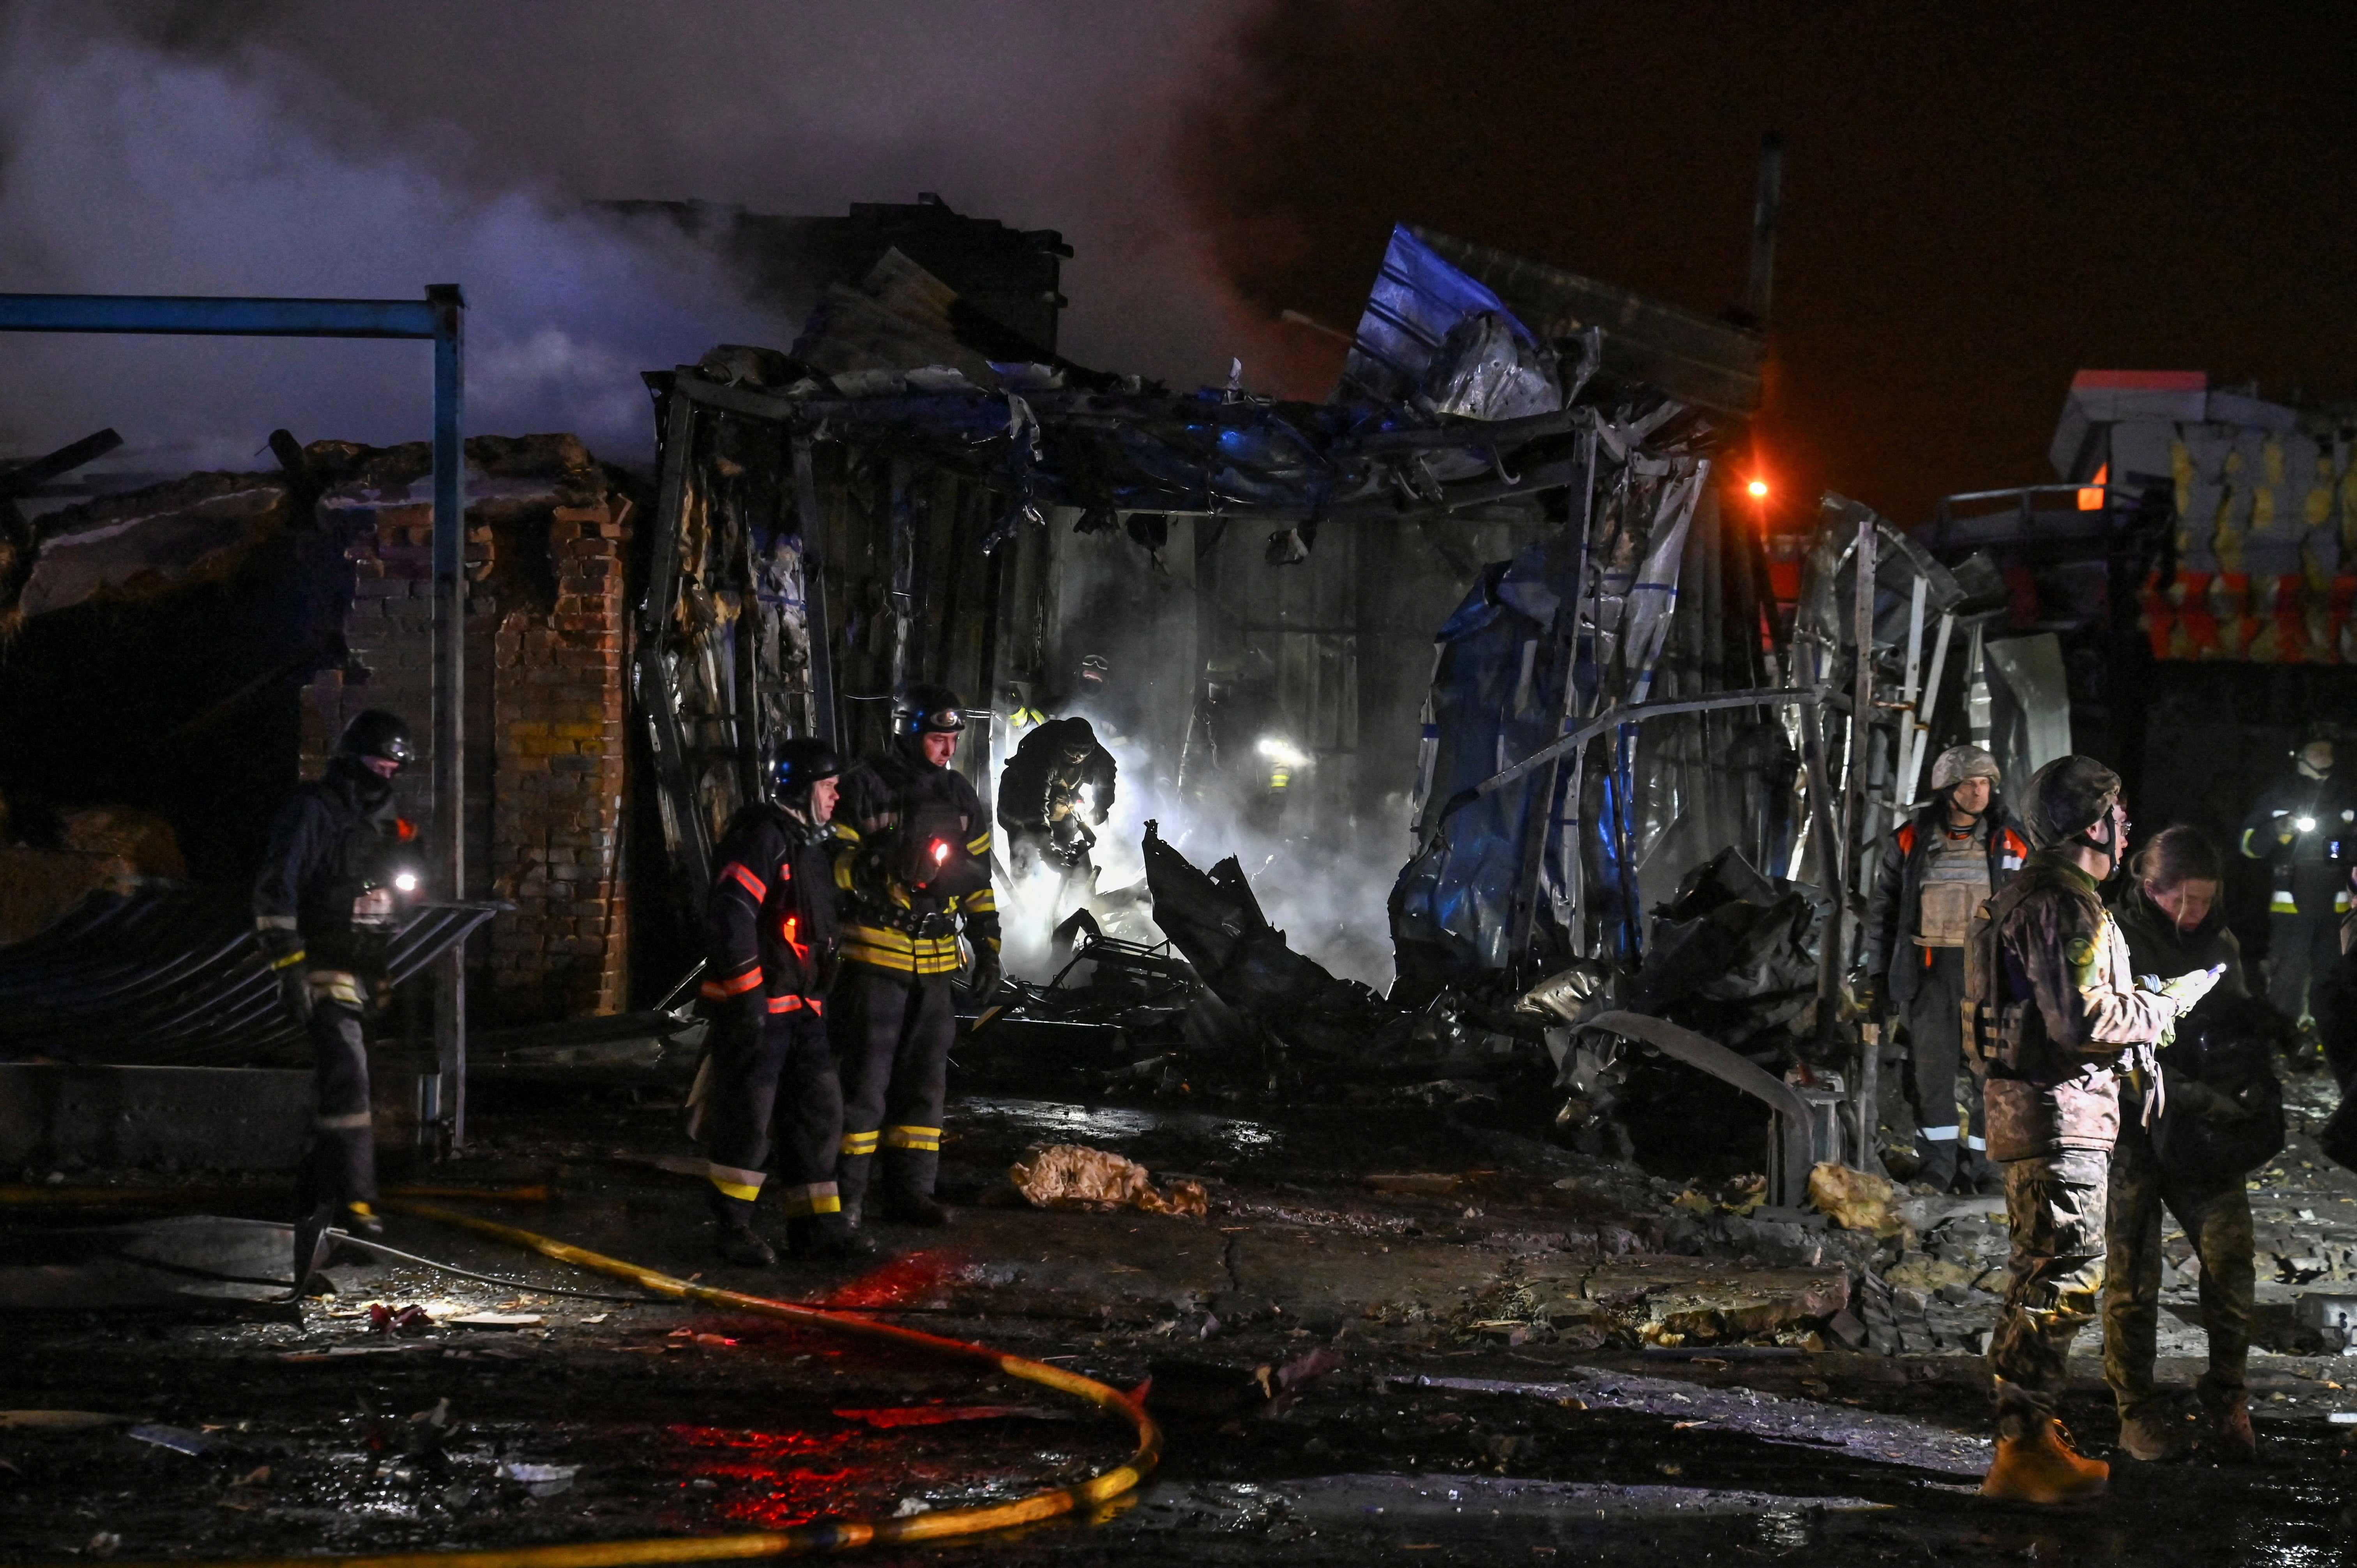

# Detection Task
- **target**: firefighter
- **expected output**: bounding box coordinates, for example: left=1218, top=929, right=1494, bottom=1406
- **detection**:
left=997, top=715, right=1117, bottom=895
left=1965, top=755, right=2221, bottom=1502
left=1862, top=744, right=2029, bottom=1192
left=2239, top=725, right=2357, bottom=1036
left=830, top=685, right=1004, bottom=1227
left=256, top=709, right=425, bottom=1293
left=691, top=737, right=868, bottom=1266
left=2103, top=825, right=2266, bottom=1463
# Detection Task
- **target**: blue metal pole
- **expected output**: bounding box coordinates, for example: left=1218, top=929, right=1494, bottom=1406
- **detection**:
left=427, top=284, right=468, bottom=1151
left=0, top=294, right=437, bottom=338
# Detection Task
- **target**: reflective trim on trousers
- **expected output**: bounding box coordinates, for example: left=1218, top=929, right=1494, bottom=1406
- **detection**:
left=775, top=1181, right=843, bottom=1217
left=1921, top=1124, right=1961, bottom=1142
left=307, top=969, right=366, bottom=1006
left=885, top=1124, right=942, bottom=1152
left=841, top=1130, right=881, bottom=1156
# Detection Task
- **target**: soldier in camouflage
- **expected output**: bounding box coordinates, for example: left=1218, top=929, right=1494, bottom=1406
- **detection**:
left=1965, top=756, right=2222, bottom=1503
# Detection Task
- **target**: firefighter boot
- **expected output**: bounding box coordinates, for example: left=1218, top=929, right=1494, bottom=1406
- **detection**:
left=290, top=1202, right=337, bottom=1298
left=2201, top=1383, right=2258, bottom=1463
left=708, top=1190, right=776, bottom=1269
left=1980, top=1418, right=2110, bottom=1503
left=786, top=1213, right=881, bottom=1262
left=2115, top=1404, right=2188, bottom=1462
left=878, top=1186, right=950, bottom=1227
left=878, top=1143, right=949, bottom=1227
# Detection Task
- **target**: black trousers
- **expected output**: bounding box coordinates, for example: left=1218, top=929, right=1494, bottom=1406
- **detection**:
left=1900, top=947, right=1982, bottom=1181
left=831, top=963, right=955, bottom=1218
left=2267, top=910, right=2342, bottom=1025
left=701, top=1008, right=842, bottom=1219
left=295, top=999, right=375, bottom=1218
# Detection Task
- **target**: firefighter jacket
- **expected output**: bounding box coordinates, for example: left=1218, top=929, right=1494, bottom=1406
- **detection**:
left=833, top=742, right=999, bottom=977
left=253, top=756, right=418, bottom=995
left=700, top=801, right=843, bottom=1018
left=1966, top=848, right=2178, bottom=1162
left=996, top=718, right=1117, bottom=835
left=2239, top=770, right=2357, bottom=916
left=1862, top=799, right=2029, bottom=1014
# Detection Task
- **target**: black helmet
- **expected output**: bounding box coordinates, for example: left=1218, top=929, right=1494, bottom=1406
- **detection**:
left=896, top=683, right=967, bottom=737
left=1060, top=716, right=1097, bottom=748
left=2023, top=755, right=2122, bottom=849
left=335, top=710, right=415, bottom=771
left=770, top=737, right=840, bottom=803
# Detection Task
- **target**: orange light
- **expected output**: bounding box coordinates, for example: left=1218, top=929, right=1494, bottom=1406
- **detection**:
left=2077, top=462, right=2108, bottom=511
left=1746, top=478, right=1769, bottom=499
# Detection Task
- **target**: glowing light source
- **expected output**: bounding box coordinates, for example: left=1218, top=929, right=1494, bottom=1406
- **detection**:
left=2297, top=816, right=2318, bottom=833
left=392, top=872, right=419, bottom=893
left=1255, top=735, right=1307, bottom=769
left=2077, top=462, right=2108, bottom=511
left=930, top=839, right=951, bottom=865
left=1746, top=478, right=1769, bottom=499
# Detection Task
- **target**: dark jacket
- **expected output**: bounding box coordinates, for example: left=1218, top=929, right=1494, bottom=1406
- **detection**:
left=1863, top=797, right=2030, bottom=1011
left=996, top=718, right=1117, bottom=835
left=2112, top=886, right=2283, bottom=1183
left=2240, top=769, right=2357, bottom=915
left=252, top=756, right=414, bottom=975
left=700, top=802, right=842, bottom=1018
left=834, top=741, right=1000, bottom=977
left=1968, top=848, right=2177, bottom=1161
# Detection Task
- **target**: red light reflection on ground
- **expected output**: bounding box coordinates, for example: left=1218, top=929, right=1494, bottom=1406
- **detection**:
left=820, top=1248, right=966, bottom=1308
left=716, top=1467, right=868, bottom=1529
left=667, top=1425, right=869, bottom=1528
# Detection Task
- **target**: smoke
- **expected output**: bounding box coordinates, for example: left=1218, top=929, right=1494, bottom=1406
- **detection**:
left=0, top=1, right=1287, bottom=473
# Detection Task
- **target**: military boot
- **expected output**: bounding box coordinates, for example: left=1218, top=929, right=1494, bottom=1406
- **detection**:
left=2200, top=1383, right=2257, bottom=1463
left=2115, top=1404, right=2188, bottom=1462
left=1980, top=1418, right=2110, bottom=1503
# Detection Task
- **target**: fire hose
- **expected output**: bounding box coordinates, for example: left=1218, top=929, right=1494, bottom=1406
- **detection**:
left=81, top=1199, right=1165, bottom=1567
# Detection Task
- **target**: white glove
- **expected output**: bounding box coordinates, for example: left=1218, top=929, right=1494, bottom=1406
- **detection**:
left=2138, top=964, right=2225, bottom=1014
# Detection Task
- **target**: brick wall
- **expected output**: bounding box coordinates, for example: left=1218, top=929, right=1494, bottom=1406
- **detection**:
left=299, top=435, right=633, bottom=1025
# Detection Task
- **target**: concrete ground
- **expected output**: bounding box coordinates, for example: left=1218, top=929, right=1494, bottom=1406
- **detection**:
left=4, top=1067, right=2356, bottom=1565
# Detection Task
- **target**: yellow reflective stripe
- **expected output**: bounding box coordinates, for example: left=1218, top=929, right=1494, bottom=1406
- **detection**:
left=966, top=830, right=993, bottom=856
left=346, top=1202, right=374, bottom=1219
left=776, top=1182, right=842, bottom=1217
left=709, top=1178, right=762, bottom=1202
left=841, top=1130, right=881, bottom=1155
left=269, top=948, right=308, bottom=971
left=962, top=888, right=997, bottom=913
left=885, top=1125, right=942, bottom=1151
left=707, top=1162, right=765, bottom=1190
left=2272, top=891, right=2300, bottom=911
left=307, top=970, right=366, bottom=1005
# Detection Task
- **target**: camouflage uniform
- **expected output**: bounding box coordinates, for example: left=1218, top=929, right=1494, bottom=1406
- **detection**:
left=1969, top=849, right=2178, bottom=1439
left=2103, top=890, right=2256, bottom=1425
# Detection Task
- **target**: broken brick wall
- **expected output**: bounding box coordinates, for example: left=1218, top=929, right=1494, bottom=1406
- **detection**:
left=298, top=435, right=635, bottom=1025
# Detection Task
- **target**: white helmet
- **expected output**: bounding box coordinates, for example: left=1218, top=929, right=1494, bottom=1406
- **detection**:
left=1929, top=744, right=2001, bottom=793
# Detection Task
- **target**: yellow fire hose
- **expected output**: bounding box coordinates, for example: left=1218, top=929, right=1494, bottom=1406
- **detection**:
left=87, top=1198, right=1163, bottom=1567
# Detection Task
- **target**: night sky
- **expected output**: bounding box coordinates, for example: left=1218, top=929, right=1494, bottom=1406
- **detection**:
left=1180, top=2, right=2357, bottom=528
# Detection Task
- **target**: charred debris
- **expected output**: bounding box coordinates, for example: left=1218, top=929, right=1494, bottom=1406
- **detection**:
left=624, top=214, right=2017, bottom=1204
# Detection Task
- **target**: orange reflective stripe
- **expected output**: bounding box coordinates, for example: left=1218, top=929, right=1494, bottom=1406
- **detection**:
left=766, top=994, right=805, bottom=1014
left=701, top=967, right=763, bottom=999
left=807, top=997, right=825, bottom=1017
left=723, top=862, right=768, bottom=902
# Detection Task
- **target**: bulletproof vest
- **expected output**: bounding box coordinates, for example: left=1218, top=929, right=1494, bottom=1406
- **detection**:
left=1962, top=858, right=2083, bottom=1074
left=1915, top=820, right=1991, bottom=948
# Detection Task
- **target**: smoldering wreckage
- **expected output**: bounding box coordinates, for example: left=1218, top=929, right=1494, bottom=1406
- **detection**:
left=3, top=201, right=2356, bottom=1565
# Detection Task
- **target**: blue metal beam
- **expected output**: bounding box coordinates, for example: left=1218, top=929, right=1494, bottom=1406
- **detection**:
left=0, top=293, right=440, bottom=339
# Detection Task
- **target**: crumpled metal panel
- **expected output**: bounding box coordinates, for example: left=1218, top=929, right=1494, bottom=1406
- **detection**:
left=1342, top=225, right=1544, bottom=406
left=0, top=889, right=505, bottom=1066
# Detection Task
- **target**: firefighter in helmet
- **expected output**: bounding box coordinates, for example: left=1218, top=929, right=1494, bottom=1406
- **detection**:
left=829, top=685, right=1003, bottom=1227
left=998, top=714, right=1117, bottom=899
left=691, top=737, right=868, bottom=1266
left=2239, top=723, right=2357, bottom=1036
left=255, top=709, right=426, bottom=1293
left=1862, top=743, right=2029, bottom=1192
left=1966, top=756, right=2220, bottom=1503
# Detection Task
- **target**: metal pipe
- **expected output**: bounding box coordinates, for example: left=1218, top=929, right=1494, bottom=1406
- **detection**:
left=1899, top=611, right=1955, bottom=807
left=428, top=284, right=469, bottom=1151
left=1892, top=576, right=1928, bottom=798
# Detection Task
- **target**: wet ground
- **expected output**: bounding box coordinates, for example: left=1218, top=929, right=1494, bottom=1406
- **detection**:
left=6, top=1063, right=2357, bottom=1565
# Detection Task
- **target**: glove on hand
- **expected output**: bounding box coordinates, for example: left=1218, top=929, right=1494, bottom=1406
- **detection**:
left=967, top=942, right=1005, bottom=1007
left=2143, top=964, right=2227, bottom=1015
left=260, top=928, right=313, bottom=1026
